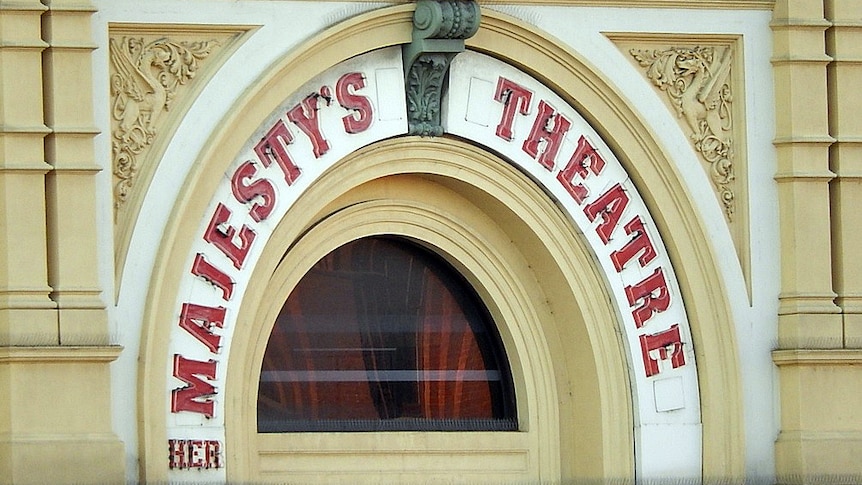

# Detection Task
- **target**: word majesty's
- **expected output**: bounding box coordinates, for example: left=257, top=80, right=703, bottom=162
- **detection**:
left=170, top=73, right=686, bottom=419
left=170, top=71, right=373, bottom=419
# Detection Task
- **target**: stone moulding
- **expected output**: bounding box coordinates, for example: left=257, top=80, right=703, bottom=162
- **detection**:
left=325, top=0, right=775, bottom=8
left=630, top=45, right=736, bottom=219
left=110, top=36, right=218, bottom=212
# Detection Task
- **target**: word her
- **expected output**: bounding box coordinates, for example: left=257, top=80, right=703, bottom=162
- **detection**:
left=168, top=439, right=222, bottom=470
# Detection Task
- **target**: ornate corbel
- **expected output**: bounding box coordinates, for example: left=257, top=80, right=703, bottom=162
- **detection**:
left=403, top=0, right=480, bottom=136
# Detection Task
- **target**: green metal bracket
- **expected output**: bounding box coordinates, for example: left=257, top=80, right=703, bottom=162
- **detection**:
left=403, top=0, right=480, bottom=136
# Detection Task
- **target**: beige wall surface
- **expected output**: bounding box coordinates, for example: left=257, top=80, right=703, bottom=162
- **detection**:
left=3, top=0, right=862, bottom=484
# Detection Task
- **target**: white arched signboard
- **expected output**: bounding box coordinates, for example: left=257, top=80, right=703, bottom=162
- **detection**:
left=164, top=47, right=700, bottom=482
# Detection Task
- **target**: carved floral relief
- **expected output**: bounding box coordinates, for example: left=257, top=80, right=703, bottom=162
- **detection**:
left=630, top=45, right=736, bottom=219
left=109, top=36, right=217, bottom=212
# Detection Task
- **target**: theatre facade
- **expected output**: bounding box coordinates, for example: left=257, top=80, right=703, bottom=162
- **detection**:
left=1, top=0, right=860, bottom=483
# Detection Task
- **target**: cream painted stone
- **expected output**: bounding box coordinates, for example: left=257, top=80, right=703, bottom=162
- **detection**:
left=0, top=347, right=124, bottom=485
left=0, top=2, right=55, bottom=347
left=774, top=350, right=862, bottom=480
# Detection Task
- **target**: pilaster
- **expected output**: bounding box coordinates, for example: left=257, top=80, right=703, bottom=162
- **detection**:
left=826, top=0, right=862, bottom=348
left=41, top=0, right=106, bottom=345
left=773, top=1, right=862, bottom=482
left=0, top=1, right=125, bottom=483
left=772, top=0, right=841, bottom=349
left=0, top=0, right=56, bottom=346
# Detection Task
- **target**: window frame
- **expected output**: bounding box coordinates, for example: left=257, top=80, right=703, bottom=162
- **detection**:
left=256, top=235, right=519, bottom=433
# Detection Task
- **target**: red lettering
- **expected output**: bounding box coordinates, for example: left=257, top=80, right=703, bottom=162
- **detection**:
left=610, top=217, right=657, bottom=272
left=189, top=440, right=206, bottom=468
left=494, top=77, right=532, bottom=141
left=231, top=160, right=276, bottom=223
left=336, top=72, right=373, bottom=134
left=168, top=439, right=188, bottom=469
left=557, top=135, right=607, bottom=204
left=203, top=203, right=256, bottom=270
left=583, top=183, right=630, bottom=244
left=206, top=440, right=222, bottom=469
left=191, top=253, right=234, bottom=301
left=287, top=94, right=330, bottom=158
left=625, top=267, right=671, bottom=328
left=178, top=303, right=226, bottom=353
left=639, top=324, right=686, bottom=377
left=171, top=355, right=217, bottom=418
left=522, top=100, right=571, bottom=171
left=168, top=440, right=223, bottom=469
left=254, top=120, right=302, bottom=185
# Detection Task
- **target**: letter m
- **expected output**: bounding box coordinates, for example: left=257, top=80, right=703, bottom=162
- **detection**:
left=171, top=354, right=217, bottom=418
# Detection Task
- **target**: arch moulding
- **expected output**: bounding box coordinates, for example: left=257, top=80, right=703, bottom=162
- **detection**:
left=138, top=4, right=744, bottom=482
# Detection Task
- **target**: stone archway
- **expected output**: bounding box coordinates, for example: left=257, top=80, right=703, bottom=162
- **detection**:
left=138, top=5, right=743, bottom=483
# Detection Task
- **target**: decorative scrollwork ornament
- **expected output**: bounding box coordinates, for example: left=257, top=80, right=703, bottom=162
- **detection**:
left=110, top=36, right=217, bottom=212
left=630, top=45, right=736, bottom=219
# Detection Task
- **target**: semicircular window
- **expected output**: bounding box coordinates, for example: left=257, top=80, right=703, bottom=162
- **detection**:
left=257, top=236, right=517, bottom=432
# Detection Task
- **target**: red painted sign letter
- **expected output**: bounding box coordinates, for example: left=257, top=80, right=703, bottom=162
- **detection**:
left=610, top=217, right=657, bottom=272
left=287, top=95, right=331, bottom=158
left=557, top=135, right=607, bottom=204
left=231, top=160, right=276, bottom=223
left=190, top=253, right=234, bottom=301
left=171, top=355, right=217, bottom=418
left=583, top=183, right=630, bottom=244
left=203, top=203, right=256, bottom=270
left=178, top=303, right=226, bottom=353
left=336, top=72, right=373, bottom=134
left=522, top=100, right=571, bottom=171
left=255, top=120, right=302, bottom=186
left=639, top=324, right=686, bottom=377
left=494, top=77, right=532, bottom=141
left=625, top=267, right=671, bottom=328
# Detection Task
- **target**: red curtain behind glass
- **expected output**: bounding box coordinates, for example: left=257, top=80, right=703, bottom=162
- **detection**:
left=257, top=238, right=509, bottom=431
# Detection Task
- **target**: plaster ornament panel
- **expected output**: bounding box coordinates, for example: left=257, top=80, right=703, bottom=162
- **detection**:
left=608, top=34, right=750, bottom=297
left=110, top=36, right=217, bottom=211
left=109, top=24, right=255, bottom=299
left=631, top=44, right=735, bottom=219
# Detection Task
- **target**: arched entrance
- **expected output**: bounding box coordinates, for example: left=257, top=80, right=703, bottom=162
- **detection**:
left=225, top=136, right=631, bottom=481
left=138, top=6, right=743, bottom=483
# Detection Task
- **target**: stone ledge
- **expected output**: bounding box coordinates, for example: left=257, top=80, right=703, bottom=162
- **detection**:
left=0, top=345, right=122, bottom=363
left=773, top=348, right=862, bottom=366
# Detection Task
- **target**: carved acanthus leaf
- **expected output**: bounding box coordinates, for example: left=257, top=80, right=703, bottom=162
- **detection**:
left=630, top=45, right=735, bottom=219
left=403, top=0, right=481, bottom=136
left=406, top=53, right=451, bottom=137
left=110, top=36, right=218, bottom=213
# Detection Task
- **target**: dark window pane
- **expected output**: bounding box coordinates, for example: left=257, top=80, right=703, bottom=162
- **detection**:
left=257, top=237, right=517, bottom=432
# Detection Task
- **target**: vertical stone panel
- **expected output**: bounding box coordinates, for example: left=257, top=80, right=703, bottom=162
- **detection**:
left=42, top=0, right=106, bottom=345
left=772, top=0, right=841, bottom=348
left=774, top=1, right=862, bottom=482
left=0, top=2, right=125, bottom=484
left=826, top=0, right=862, bottom=347
left=0, top=1, right=56, bottom=346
